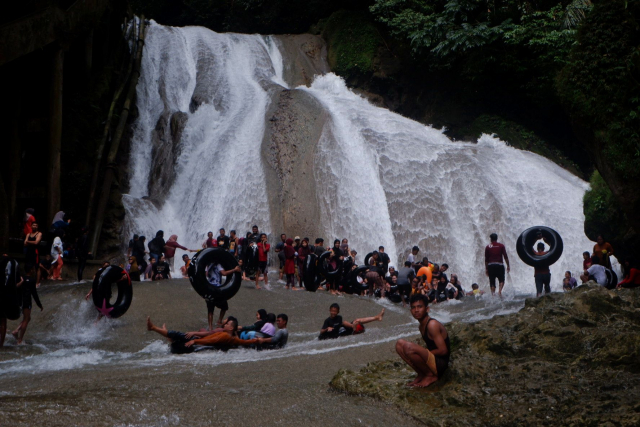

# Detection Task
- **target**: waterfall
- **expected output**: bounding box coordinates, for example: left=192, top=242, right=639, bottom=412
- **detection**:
left=124, top=22, right=592, bottom=294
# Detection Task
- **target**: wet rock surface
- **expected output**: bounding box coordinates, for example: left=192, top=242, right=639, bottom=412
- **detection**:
left=331, top=285, right=640, bottom=426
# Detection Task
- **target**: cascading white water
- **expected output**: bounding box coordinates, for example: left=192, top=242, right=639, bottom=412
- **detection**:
left=125, top=23, right=287, bottom=248
left=302, top=75, right=592, bottom=293
left=125, top=22, right=592, bottom=294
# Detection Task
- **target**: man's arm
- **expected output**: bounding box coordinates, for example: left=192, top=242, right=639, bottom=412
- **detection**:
left=426, top=321, right=448, bottom=356
left=502, top=246, right=510, bottom=272
left=221, top=266, right=241, bottom=276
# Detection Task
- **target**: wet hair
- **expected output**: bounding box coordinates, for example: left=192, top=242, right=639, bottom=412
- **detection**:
left=472, top=283, right=479, bottom=289
left=315, top=238, right=324, bottom=244
left=252, top=225, right=259, bottom=229
left=259, top=233, right=267, bottom=239
left=329, top=303, right=340, bottom=311
left=537, top=242, right=545, bottom=250
left=490, top=233, right=498, bottom=241
left=182, top=254, right=189, bottom=259
left=591, top=255, right=600, bottom=265
left=277, top=313, right=288, bottom=324
left=412, top=246, right=420, bottom=252
left=441, top=263, right=449, bottom=270
left=257, top=309, right=267, bottom=320
left=230, top=230, right=236, bottom=235
left=410, top=293, right=430, bottom=307
left=266, top=313, right=276, bottom=324
left=379, top=246, right=384, bottom=250
left=226, top=317, right=239, bottom=335
left=583, top=251, right=590, bottom=257
left=422, top=257, right=429, bottom=264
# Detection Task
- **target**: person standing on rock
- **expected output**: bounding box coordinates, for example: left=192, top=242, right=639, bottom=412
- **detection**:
left=533, top=242, right=551, bottom=297
left=148, top=230, right=166, bottom=262
left=396, top=294, right=450, bottom=388
left=485, top=233, right=510, bottom=297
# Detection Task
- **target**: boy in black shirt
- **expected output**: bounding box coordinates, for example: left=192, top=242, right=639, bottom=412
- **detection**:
left=153, top=255, right=171, bottom=280
left=318, top=303, right=385, bottom=340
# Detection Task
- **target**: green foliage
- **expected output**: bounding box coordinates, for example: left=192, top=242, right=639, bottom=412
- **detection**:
left=369, top=0, right=584, bottom=95
left=323, top=10, right=383, bottom=76
left=583, top=171, right=628, bottom=243
left=557, top=0, right=640, bottom=180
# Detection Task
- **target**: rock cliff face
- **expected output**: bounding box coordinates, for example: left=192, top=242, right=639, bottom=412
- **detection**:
left=261, top=34, right=330, bottom=239
left=331, top=285, right=640, bottom=426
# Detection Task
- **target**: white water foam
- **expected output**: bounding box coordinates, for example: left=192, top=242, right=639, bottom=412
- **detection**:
left=301, top=74, right=592, bottom=294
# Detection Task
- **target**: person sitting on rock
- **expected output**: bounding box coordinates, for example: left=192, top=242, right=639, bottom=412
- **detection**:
left=396, top=294, right=450, bottom=388
left=563, top=271, right=578, bottom=291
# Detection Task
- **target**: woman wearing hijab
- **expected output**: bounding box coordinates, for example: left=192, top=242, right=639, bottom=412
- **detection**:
left=126, top=255, right=141, bottom=281
left=283, top=238, right=298, bottom=290
left=51, top=236, right=64, bottom=280
left=164, top=235, right=196, bottom=272
left=51, top=211, right=70, bottom=239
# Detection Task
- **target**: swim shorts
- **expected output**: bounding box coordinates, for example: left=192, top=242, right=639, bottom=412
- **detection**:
left=487, top=264, right=505, bottom=288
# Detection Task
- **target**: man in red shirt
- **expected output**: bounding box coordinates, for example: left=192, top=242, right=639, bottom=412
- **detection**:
left=485, top=233, right=510, bottom=297
left=256, top=233, right=270, bottom=290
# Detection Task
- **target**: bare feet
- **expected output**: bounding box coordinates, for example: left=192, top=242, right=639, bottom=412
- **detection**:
left=375, top=308, right=386, bottom=322
left=407, top=375, right=424, bottom=386
left=411, top=375, right=438, bottom=388
left=256, top=286, right=262, bottom=290
left=11, top=330, right=19, bottom=339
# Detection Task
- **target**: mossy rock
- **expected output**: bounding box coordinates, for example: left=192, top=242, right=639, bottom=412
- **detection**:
left=331, top=286, right=640, bottom=426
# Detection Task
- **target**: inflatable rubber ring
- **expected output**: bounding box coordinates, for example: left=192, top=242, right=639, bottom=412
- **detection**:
left=516, top=226, right=564, bottom=268
left=363, top=252, right=375, bottom=269
left=188, top=248, right=242, bottom=302
left=319, top=251, right=343, bottom=278
left=303, top=253, right=323, bottom=292
left=92, top=265, right=132, bottom=318
left=347, top=265, right=370, bottom=293
left=1, top=257, right=22, bottom=320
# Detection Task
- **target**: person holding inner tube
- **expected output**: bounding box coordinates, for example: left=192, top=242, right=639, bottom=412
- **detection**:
left=533, top=242, right=551, bottom=297
left=485, top=233, right=510, bottom=297
left=204, top=263, right=241, bottom=330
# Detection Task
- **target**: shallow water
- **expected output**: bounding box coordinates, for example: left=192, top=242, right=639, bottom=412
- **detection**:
left=0, top=277, right=529, bottom=426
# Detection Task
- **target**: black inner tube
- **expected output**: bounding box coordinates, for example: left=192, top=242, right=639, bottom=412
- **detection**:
left=92, top=265, right=132, bottom=319
left=303, top=253, right=324, bottom=292
left=188, top=248, right=242, bottom=302
left=516, top=226, right=564, bottom=268
left=1, top=258, right=22, bottom=320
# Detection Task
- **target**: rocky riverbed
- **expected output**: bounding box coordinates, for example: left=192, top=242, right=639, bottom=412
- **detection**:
left=331, top=285, right=640, bottom=426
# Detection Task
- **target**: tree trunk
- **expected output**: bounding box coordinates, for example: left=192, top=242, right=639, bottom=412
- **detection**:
left=48, top=46, right=64, bottom=224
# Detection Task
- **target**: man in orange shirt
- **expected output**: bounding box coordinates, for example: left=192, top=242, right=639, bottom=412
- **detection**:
left=417, top=257, right=433, bottom=286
